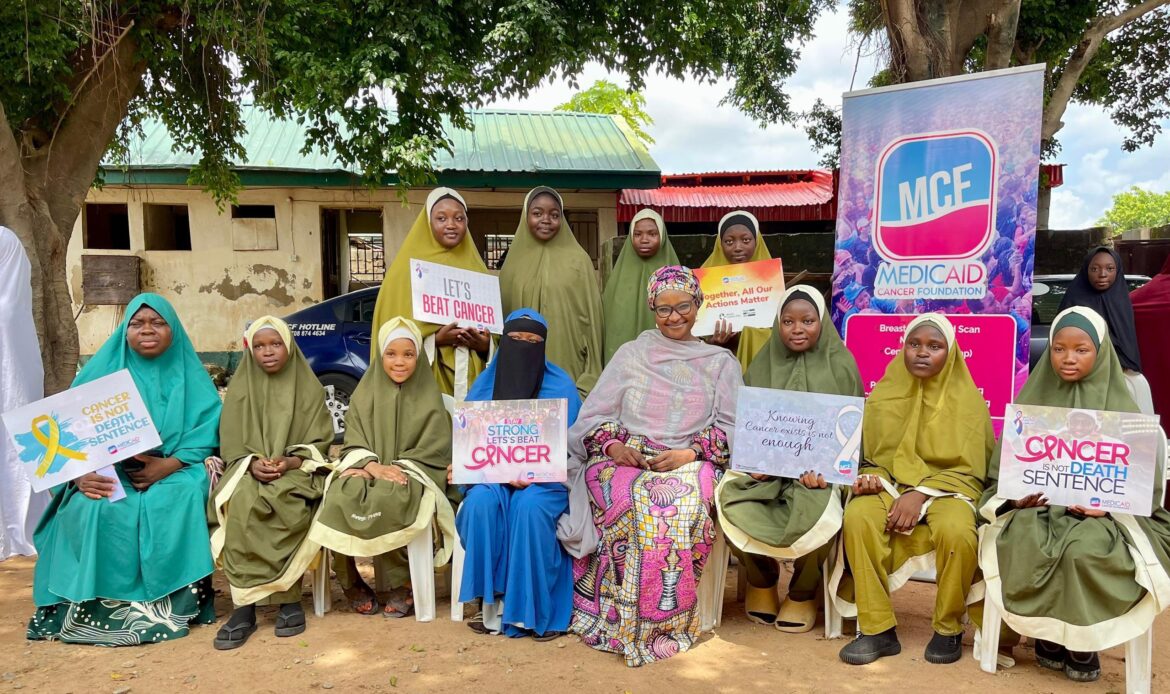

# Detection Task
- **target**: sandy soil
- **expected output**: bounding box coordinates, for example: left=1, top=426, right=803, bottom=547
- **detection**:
left=0, top=556, right=1162, bottom=693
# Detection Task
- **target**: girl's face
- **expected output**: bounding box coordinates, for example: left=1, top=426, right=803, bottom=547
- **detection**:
left=430, top=198, right=468, bottom=249
left=903, top=324, right=948, bottom=379
left=1087, top=251, right=1118, bottom=291
left=720, top=224, right=756, bottom=264
left=382, top=338, right=418, bottom=384
left=1050, top=326, right=1097, bottom=383
left=250, top=328, right=290, bottom=374
left=652, top=289, right=697, bottom=341
left=126, top=306, right=173, bottom=358
left=779, top=299, right=821, bottom=353
left=527, top=193, right=562, bottom=242
left=631, top=218, right=661, bottom=259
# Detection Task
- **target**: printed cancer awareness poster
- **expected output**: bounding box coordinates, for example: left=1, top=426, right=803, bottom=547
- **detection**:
left=692, top=258, right=785, bottom=337
left=830, top=65, right=1045, bottom=434
left=410, top=258, right=504, bottom=334
left=998, top=404, right=1161, bottom=516
left=2, top=369, right=162, bottom=492
left=732, top=386, right=864, bottom=485
left=451, top=398, right=568, bottom=484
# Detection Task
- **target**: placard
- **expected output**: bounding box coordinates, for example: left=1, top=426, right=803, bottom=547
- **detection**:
left=451, top=399, right=568, bottom=484
left=410, top=258, right=504, bottom=334
left=2, top=369, right=162, bottom=492
left=692, top=258, right=785, bottom=337
left=731, top=386, right=864, bottom=485
left=998, top=403, right=1161, bottom=516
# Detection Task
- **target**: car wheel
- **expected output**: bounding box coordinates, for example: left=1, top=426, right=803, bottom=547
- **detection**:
left=318, top=373, right=359, bottom=440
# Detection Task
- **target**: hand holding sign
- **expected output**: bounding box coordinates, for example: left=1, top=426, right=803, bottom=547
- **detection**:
left=411, top=259, right=504, bottom=334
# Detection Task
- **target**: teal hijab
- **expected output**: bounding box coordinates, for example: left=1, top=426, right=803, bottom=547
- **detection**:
left=75, top=293, right=221, bottom=464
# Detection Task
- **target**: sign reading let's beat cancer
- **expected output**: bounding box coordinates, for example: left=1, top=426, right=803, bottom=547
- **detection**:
left=451, top=399, right=568, bottom=484
left=410, top=259, right=504, bottom=334
left=2, top=369, right=161, bottom=492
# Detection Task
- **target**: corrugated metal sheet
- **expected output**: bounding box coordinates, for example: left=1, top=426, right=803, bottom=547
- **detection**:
left=618, top=170, right=836, bottom=223
left=107, top=105, right=658, bottom=176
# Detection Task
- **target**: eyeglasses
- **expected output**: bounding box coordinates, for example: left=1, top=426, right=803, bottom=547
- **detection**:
left=652, top=301, right=695, bottom=318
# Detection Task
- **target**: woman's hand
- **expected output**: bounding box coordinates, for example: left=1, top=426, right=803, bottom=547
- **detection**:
left=647, top=449, right=697, bottom=473
left=76, top=471, right=117, bottom=499
left=367, top=462, right=409, bottom=486
left=458, top=327, right=491, bottom=354
left=435, top=321, right=463, bottom=347
left=1012, top=493, right=1048, bottom=510
left=886, top=490, right=928, bottom=533
left=609, top=443, right=647, bottom=469
left=340, top=467, right=373, bottom=480
left=250, top=458, right=284, bottom=483
left=851, top=474, right=883, bottom=496
left=446, top=464, right=453, bottom=485
left=1067, top=504, right=1107, bottom=518
left=127, top=454, right=182, bottom=491
left=749, top=472, right=772, bottom=482
left=707, top=319, right=737, bottom=346
left=799, top=470, right=828, bottom=490
left=508, top=480, right=532, bottom=490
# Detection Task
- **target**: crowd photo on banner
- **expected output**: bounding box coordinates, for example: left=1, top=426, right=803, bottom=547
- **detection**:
left=4, top=62, right=1170, bottom=692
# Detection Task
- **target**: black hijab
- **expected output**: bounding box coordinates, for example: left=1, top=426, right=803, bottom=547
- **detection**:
left=1057, top=246, right=1142, bottom=371
left=492, top=312, right=548, bottom=399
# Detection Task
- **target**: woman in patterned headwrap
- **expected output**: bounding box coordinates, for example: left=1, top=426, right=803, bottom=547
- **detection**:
left=564, top=266, right=743, bottom=666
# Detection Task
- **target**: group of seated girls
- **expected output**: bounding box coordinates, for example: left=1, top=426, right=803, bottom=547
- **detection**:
left=26, top=187, right=1170, bottom=682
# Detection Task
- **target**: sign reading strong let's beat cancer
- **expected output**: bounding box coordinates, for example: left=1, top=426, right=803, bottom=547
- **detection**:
left=831, top=65, right=1045, bottom=434
left=451, top=398, right=568, bottom=485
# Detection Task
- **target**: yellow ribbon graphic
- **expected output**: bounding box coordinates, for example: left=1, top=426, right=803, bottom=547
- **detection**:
left=31, top=415, right=88, bottom=478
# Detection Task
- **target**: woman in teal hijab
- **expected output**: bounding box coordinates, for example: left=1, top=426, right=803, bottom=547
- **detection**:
left=28, top=293, right=222, bottom=646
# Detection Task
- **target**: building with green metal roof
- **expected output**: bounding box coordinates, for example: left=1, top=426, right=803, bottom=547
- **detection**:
left=69, top=107, right=660, bottom=360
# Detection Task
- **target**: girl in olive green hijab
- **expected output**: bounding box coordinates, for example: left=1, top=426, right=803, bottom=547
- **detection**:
left=702, top=210, right=774, bottom=372
left=209, top=316, right=335, bottom=650
left=977, top=307, right=1170, bottom=683
left=716, top=285, right=861, bottom=633
left=308, top=316, right=455, bottom=618
left=602, top=208, right=680, bottom=364
left=499, top=187, right=604, bottom=397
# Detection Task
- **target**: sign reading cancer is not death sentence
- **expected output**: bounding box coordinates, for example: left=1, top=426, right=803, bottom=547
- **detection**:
left=732, top=386, right=864, bottom=485
left=410, top=258, right=504, bottom=334
left=2, top=369, right=162, bottom=492
left=451, top=399, right=568, bottom=484
left=998, top=404, right=1161, bottom=517
left=692, top=258, right=785, bottom=337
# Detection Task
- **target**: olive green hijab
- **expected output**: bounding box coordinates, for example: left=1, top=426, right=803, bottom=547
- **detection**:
left=342, top=317, right=451, bottom=489
left=220, top=316, right=334, bottom=463
left=499, top=186, right=604, bottom=396
left=745, top=285, right=862, bottom=397
left=602, top=209, right=680, bottom=364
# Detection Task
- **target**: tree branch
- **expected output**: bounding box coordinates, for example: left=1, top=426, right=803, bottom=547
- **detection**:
left=881, top=0, right=932, bottom=80
left=1100, top=0, right=1170, bottom=35
left=0, top=100, right=29, bottom=221
left=984, top=1, right=1022, bottom=70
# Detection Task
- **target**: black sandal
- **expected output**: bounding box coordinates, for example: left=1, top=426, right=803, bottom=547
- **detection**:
left=1034, top=639, right=1066, bottom=671
left=382, top=587, right=414, bottom=619
left=213, top=620, right=257, bottom=650
left=275, top=603, right=307, bottom=637
left=1064, top=650, right=1101, bottom=683
left=344, top=584, right=380, bottom=616
left=532, top=630, right=566, bottom=642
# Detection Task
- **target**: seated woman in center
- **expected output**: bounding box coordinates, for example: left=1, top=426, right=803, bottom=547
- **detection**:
left=978, top=306, right=1170, bottom=683
left=209, top=316, right=335, bottom=649
left=832, top=313, right=993, bottom=666
left=565, top=266, right=743, bottom=667
left=309, top=316, right=455, bottom=619
left=716, top=285, right=862, bottom=632
left=455, top=309, right=582, bottom=638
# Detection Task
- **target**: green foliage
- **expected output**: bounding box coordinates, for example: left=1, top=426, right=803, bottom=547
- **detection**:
left=556, top=79, right=655, bottom=147
left=801, top=98, right=841, bottom=169
left=1098, top=186, right=1170, bottom=231
left=2, top=0, right=832, bottom=203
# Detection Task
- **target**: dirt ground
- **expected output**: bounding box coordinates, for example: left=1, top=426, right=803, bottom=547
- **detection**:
left=0, top=556, right=1163, bottom=694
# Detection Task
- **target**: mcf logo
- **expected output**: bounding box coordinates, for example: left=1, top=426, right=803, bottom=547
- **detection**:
left=873, top=130, right=998, bottom=262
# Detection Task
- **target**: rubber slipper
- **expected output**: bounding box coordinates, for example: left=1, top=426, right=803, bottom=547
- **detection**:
left=775, top=596, right=817, bottom=633
left=213, top=621, right=257, bottom=650
left=275, top=605, right=307, bottom=637
left=382, top=587, right=414, bottom=619
left=532, top=631, right=566, bottom=642
left=344, top=586, right=380, bottom=616
left=744, top=584, right=780, bottom=625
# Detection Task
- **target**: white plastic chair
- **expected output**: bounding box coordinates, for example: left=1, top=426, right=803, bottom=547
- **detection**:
left=449, top=531, right=466, bottom=621
left=307, top=518, right=440, bottom=622
left=698, top=523, right=731, bottom=633
left=978, top=599, right=1153, bottom=694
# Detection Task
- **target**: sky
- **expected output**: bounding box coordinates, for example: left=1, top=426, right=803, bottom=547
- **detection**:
left=486, top=8, right=1170, bottom=230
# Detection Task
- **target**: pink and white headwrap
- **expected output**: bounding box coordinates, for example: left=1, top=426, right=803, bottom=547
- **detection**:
left=646, top=265, right=703, bottom=309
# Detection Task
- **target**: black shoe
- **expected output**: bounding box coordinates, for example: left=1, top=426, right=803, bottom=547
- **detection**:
left=924, top=631, right=963, bottom=664
left=274, top=602, right=307, bottom=638
left=839, top=628, right=901, bottom=665
left=1064, top=650, right=1101, bottom=683
left=214, top=606, right=257, bottom=651
left=1035, top=639, right=1066, bottom=671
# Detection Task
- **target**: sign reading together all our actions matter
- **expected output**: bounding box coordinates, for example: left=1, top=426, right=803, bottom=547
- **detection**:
left=998, top=404, right=1162, bottom=516
left=691, top=258, right=785, bottom=337
left=2, top=369, right=162, bottom=494
left=410, top=258, right=504, bottom=334
left=451, top=399, right=568, bottom=484
left=732, top=387, right=864, bottom=485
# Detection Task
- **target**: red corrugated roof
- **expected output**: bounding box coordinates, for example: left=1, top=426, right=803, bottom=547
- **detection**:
left=618, top=170, right=836, bottom=223
left=1042, top=164, right=1064, bottom=188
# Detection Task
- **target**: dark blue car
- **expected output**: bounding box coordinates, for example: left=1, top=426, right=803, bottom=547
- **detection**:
left=284, top=287, right=379, bottom=436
